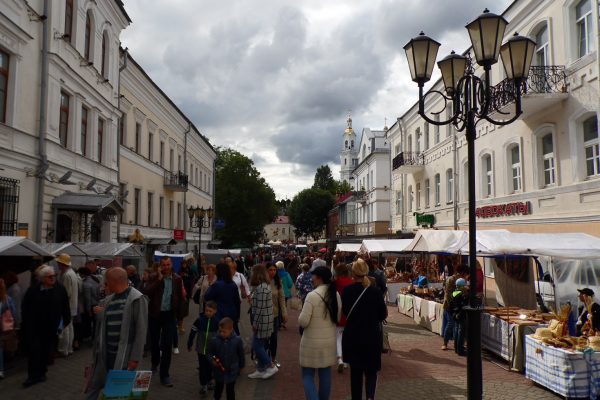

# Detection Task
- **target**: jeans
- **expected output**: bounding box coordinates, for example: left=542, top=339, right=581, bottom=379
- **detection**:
left=301, top=367, right=331, bottom=400
left=336, top=327, right=344, bottom=361
left=149, top=310, right=176, bottom=379
left=197, top=353, right=213, bottom=386
left=252, top=336, right=271, bottom=371
left=454, top=318, right=466, bottom=355
left=350, top=366, right=378, bottom=400
left=214, top=380, right=236, bottom=400
left=443, top=310, right=455, bottom=345
left=267, top=317, right=280, bottom=360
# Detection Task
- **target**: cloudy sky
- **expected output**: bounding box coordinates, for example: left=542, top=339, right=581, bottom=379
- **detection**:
left=121, top=0, right=512, bottom=199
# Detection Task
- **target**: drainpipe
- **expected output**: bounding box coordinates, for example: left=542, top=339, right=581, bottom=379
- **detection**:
left=35, top=0, right=49, bottom=243
left=116, top=48, right=128, bottom=242
left=183, top=123, right=190, bottom=251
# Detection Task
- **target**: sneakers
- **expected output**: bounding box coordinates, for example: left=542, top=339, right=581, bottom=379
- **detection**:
left=173, top=347, right=180, bottom=355
left=441, top=345, right=448, bottom=351
left=262, top=365, right=279, bottom=379
left=248, top=370, right=267, bottom=379
left=274, top=360, right=281, bottom=368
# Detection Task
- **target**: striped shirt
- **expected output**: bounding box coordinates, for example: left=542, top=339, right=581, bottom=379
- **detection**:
left=105, top=288, right=131, bottom=355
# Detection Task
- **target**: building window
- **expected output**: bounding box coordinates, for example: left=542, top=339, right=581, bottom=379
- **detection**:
left=178, top=155, right=182, bottom=171
left=101, top=32, right=108, bottom=79
left=148, top=132, right=153, bottom=161
left=64, top=0, right=74, bottom=41
left=434, top=173, right=441, bottom=205
left=169, top=149, right=174, bottom=172
left=169, top=200, right=174, bottom=229
left=59, top=91, right=70, bottom=147
left=483, top=154, right=493, bottom=197
left=446, top=169, right=454, bottom=203
left=119, top=115, right=126, bottom=145
left=408, top=185, right=413, bottom=212
left=160, top=141, right=165, bottom=167
left=159, top=196, right=164, bottom=228
left=416, top=182, right=421, bottom=210
left=119, top=183, right=126, bottom=223
left=81, top=106, right=88, bottom=156
left=97, top=118, right=104, bottom=163
left=0, top=50, right=8, bottom=124
left=147, top=192, right=153, bottom=227
left=84, top=11, right=92, bottom=61
left=177, top=202, right=182, bottom=228
left=424, top=179, right=430, bottom=208
left=509, top=145, right=522, bottom=192
left=535, top=25, right=549, bottom=67
left=396, top=191, right=402, bottom=215
left=135, top=123, right=141, bottom=154
left=424, top=123, right=429, bottom=150
left=576, top=0, right=594, bottom=58
left=434, top=114, right=440, bottom=144
left=0, top=177, right=19, bottom=235
left=584, top=115, right=599, bottom=177
left=541, top=133, right=556, bottom=186
left=415, top=128, right=421, bottom=153
left=134, top=189, right=140, bottom=225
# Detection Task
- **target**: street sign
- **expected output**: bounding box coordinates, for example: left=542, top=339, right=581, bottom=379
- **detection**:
left=214, top=219, right=226, bottom=229
left=173, top=229, right=185, bottom=240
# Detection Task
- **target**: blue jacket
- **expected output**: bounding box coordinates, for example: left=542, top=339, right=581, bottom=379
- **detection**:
left=204, top=280, right=241, bottom=322
left=207, top=333, right=245, bottom=383
left=188, top=314, right=220, bottom=355
left=278, top=270, right=294, bottom=299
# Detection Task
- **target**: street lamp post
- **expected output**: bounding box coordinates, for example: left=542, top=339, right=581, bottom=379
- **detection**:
left=404, top=9, right=535, bottom=400
left=187, top=205, right=214, bottom=266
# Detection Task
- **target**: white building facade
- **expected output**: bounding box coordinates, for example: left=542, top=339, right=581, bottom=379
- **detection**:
left=0, top=0, right=130, bottom=242
left=390, top=0, right=600, bottom=237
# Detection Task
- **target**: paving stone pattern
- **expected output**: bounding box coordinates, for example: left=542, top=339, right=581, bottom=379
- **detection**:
left=0, top=302, right=561, bottom=399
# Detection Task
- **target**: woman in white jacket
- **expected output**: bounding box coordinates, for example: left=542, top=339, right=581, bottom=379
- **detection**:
left=298, top=266, right=341, bottom=400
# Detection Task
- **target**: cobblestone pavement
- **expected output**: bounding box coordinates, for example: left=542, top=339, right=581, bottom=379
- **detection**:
left=0, top=302, right=560, bottom=400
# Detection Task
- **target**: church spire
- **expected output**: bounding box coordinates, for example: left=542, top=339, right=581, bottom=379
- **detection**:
left=345, top=109, right=353, bottom=134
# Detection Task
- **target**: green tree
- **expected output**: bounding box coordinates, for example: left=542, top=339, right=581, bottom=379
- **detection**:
left=313, top=165, right=336, bottom=195
left=336, top=179, right=352, bottom=195
left=288, top=188, right=335, bottom=240
left=215, top=148, right=278, bottom=247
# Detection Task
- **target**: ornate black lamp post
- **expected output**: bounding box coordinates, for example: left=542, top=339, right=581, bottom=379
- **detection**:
left=188, top=205, right=213, bottom=265
left=404, top=9, right=535, bottom=400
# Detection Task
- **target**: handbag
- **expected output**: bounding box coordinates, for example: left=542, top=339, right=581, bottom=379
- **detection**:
left=289, top=296, right=302, bottom=311
left=1, top=304, right=14, bottom=332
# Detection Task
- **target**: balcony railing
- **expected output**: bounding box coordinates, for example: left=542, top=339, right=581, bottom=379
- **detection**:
left=490, top=65, right=567, bottom=111
left=392, top=151, right=425, bottom=171
left=164, top=171, right=188, bottom=192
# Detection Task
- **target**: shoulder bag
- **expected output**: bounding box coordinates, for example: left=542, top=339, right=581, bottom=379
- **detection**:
left=346, top=286, right=369, bottom=321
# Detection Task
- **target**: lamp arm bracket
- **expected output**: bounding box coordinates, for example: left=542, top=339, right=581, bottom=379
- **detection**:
left=480, top=109, right=522, bottom=127
left=418, top=90, right=457, bottom=126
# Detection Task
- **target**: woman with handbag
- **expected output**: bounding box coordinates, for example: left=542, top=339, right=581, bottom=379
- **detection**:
left=342, top=259, right=388, bottom=400
left=192, top=264, right=217, bottom=314
left=0, top=278, right=17, bottom=379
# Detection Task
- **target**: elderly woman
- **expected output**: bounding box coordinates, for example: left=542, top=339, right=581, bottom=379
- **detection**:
left=192, top=264, right=217, bottom=315
left=298, top=266, right=341, bottom=400
left=342, top=259, right=388, bottom=400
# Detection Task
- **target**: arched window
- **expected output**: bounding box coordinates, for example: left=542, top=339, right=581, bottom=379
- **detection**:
left=84, top=11, right=93, bottom=61
left=434, top=173, right=440, bottom=205
left=576, top=0, right=594, bottom=58
left=541, top=133, right=556, bottom=186
left=350, top=140, right=354, bottom=148
left=584, top=115, right=599, bottom=177
left=535, top=25, right=549, bottom=66
left=101, top=31, right=109, bottom=79
left=345, top=140, right=348, bottom=149
left=424, top=179, right=430, bottom=208
left=508, top=144, right=522, bottom=192
left=416, top=182, right=421, bottom=209
left=482, top=154, right=493, bottom=197
left=446, top=169, right=454, bottom=203
left=408, top=185, right=413, bottom=212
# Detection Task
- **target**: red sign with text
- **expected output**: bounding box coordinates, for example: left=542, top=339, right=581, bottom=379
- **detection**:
left=173, top=229, right=185, bottom=240
left=476, top=201, right=531, bottom=219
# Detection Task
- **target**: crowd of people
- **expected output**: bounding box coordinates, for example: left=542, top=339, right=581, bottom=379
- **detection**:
left=0, top=249, right=393, bottom=400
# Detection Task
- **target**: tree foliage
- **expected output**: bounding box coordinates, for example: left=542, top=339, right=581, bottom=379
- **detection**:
left=288, top=188, right=335, bottom=240
left=336, top=179, right=352, bottom=195
left=215, top=148, right=278, bottom=247
left=313, top=165, right=336, bottom=195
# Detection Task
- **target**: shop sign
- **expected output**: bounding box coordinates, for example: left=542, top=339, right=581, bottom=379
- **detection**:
left=476, top=201, right=531, bottom=218
left=173, top=229, right=185, bottom=240
left=415, top=213, right=435, bottom=227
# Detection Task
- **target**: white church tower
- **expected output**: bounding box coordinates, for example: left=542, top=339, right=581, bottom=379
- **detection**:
left=340, top=113, right=358, bottom=185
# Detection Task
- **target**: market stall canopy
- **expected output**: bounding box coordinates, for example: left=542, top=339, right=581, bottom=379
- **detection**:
left=73, top=242, right=142, bottom=258
left=0, top=236, right=53, bottom=257
left=40, top=243, right=87, bottom=256
left=154, top=251, right=193, bottom=259
left=335, top=243, right=361, bottom=253
left=404, top=230, right=470, bottom=253
left=359, top=239, right=413, bottom=254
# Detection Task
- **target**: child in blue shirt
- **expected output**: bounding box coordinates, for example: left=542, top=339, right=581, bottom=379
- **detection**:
left=207, top=317, right=245, bottom=400
left=188, top=300, right=220, bottom=394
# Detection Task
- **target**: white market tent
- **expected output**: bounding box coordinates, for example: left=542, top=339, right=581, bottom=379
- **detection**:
left=154, top=251, right=193, bottom=259
left=0, top=236, right=53, bottom=257
left=359, top=239, right=413, bottom=255
left=74, top=242, right=142, bottom=258
left=335, top=243, right=361, bottom=253
left=403, top=229, right=510, bottom=254
left=40, top=242, right=87, bottom=256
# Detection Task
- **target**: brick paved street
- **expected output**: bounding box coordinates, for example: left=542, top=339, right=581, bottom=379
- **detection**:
left=0, top=303, right=560, bottom=400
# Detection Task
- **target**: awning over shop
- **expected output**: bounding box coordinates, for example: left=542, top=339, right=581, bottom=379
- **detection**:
left=335, top=243, right=361, bottom=253
left=359, top=239, right=413, bottom=254
left=52, top=192, right=123, bottom=214
left=0, top=236, right=53, bottom=257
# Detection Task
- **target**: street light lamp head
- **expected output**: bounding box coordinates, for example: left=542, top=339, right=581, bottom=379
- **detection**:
left=466, top=8, right=508, bottom=68
left=206, top=207, right=214, bottom=218
left=187, top=205, right=195, bottom=220
left=404, top=31, right=441, bottom=86
left=500, top=32, right=536, bottom=81
left=437, top=51, right=467, bottom=96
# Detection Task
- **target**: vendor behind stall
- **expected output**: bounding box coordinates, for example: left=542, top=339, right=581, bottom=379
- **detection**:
left=576, top=288, right=600, bottom=336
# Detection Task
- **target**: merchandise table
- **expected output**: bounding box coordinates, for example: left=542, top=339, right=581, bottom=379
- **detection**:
left=481, top=312, right=542, bottom=372
left=386, top=283, right=410, bottom=305
left=397, top=293, right=414, bottom=317
left=525, top=335, right=600, bottom=399
left=412, top=296, right=444, bottom=335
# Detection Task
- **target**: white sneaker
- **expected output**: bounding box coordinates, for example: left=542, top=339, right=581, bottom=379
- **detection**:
left=173, top=347, right=180, bottom=355
left=248, top=370, right=266, bottom=379
left=262, top=366, right=279, bottom=379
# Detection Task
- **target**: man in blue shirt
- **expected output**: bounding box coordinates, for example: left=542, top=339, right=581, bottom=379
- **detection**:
left=142, top=256, right=184, bottom=387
